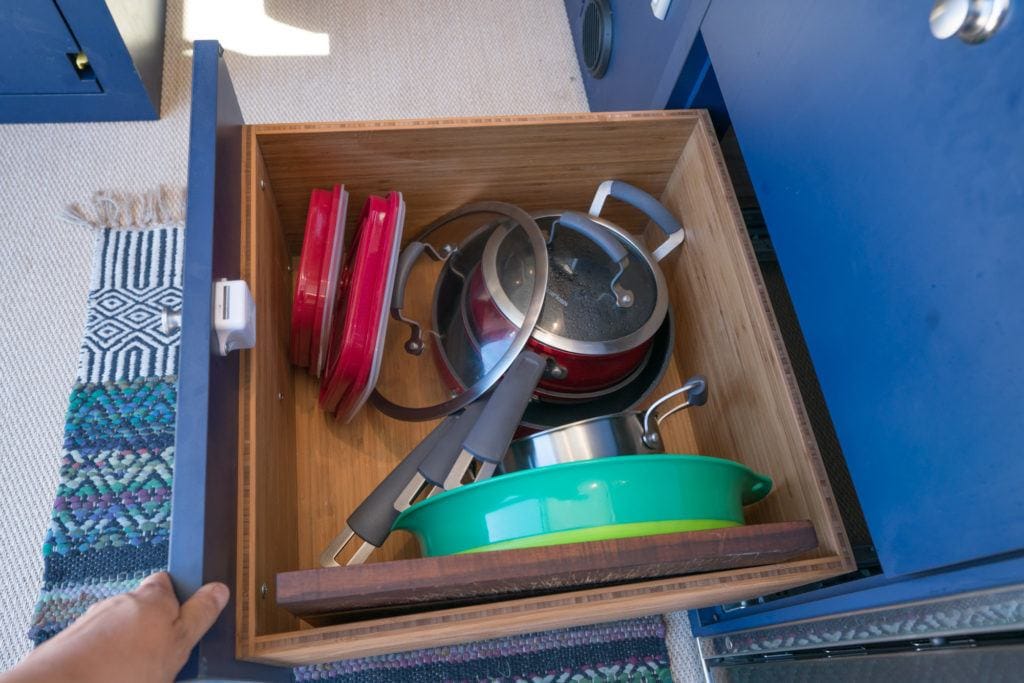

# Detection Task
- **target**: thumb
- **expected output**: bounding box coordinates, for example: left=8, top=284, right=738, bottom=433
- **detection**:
left=177, top=582, right=230, bottom=648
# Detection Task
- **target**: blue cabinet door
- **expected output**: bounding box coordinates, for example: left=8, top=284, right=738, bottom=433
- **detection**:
left=0, top=0, right=99, bottom=94
left=701, top=2, right=1024, bottom=578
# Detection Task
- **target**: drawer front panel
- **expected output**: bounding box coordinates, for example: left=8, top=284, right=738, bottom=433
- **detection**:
left=171, top=40, right=286, bottom=680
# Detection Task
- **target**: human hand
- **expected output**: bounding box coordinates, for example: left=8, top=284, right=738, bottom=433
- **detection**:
left=3, top=572, right=228, bottom=683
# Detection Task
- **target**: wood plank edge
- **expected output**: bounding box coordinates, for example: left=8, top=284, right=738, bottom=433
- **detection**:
left=276, top=521, right=818, bottom=614
left=250, top=110, right=700, bottom=137
left=236, top=124, right=259, bottom=660
left=687, top=113, right=855, bottom=572
left=247, top=556, right=846, bottom=666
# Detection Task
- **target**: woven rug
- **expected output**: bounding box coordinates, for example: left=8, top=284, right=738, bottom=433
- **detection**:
left=27, top=191, right=673, bottom=682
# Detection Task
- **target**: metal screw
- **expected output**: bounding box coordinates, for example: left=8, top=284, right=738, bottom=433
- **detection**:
left=277, top=392, right=284, bottom=401
left=260, top=583, right=268, bottom=599
left=259, top=179, right=266, bottom=190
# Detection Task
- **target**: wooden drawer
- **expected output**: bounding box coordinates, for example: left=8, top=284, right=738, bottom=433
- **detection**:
left=170, top=43, right=852, bottom=675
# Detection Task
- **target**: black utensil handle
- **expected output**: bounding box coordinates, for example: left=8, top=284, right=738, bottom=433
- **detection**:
left=461, top=351, right=547, bottom=464
left=418, top=400, right=487, bottom=485
left=346, top=413, right=458, bottom=547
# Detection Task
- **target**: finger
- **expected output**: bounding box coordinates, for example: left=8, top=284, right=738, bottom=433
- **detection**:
left=176, top=582, right=229, bottom=648
left=133, top=571, right=179, bottom=616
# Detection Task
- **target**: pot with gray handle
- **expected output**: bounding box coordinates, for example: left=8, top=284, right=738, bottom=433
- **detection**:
left=466, top=180, right=686, bottom=398
left=501, top=375, right=708, bottom=473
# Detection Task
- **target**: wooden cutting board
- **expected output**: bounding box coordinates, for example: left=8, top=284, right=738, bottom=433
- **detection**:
left=277, top=521, right=817, bottom=624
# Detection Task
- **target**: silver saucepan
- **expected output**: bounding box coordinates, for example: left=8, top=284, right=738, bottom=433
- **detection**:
left=500, top=375, right=708, bottom=472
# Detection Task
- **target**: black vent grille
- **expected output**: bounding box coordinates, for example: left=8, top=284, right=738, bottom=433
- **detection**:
left=581, top=0, right=612, bottom=79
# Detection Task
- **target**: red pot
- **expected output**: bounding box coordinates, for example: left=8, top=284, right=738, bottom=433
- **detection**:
left=462, top=204, right=678, bottom=398
left=466, top=266, right=651, bottom=395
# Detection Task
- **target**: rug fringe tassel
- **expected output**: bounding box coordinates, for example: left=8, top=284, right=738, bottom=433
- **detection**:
left=62, top=186, right=186, bottom=229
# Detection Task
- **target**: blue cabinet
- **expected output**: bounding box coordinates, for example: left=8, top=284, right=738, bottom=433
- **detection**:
left=700, top=0, right=1024, bottom=580
left=0, top=0, right=166, bottom=122
left=0, top=1, right=99, bottom=95
left=565, top=0, right=1024, bottom=636
left=682, top=1, right=1024, bottom=633
left=563, top=0, right=710, bottom=111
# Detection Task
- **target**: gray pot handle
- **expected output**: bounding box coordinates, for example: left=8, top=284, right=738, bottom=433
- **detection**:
left=589, top=180, right=685, bottom=262
left=640, top=375, right=708, bottom=449
left=555, top=211, right=634, bottom=308
left=390, top=240, right=454, bottom=355
left=441, top=351, right=547, bottom=489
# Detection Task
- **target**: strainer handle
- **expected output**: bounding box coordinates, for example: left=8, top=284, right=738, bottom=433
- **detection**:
left=589, top=180, right=685, bottom=262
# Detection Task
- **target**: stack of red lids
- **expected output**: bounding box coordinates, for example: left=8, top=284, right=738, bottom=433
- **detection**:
left=290, top=187, right=405, bottom=422
left=290, top=185, right=348, bottom=377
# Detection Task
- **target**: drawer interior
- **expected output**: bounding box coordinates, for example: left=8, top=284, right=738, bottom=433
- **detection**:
left=236, top=111, right=852, bottom=664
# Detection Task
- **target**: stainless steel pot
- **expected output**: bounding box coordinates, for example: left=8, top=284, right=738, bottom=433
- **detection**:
left=501, top=375, right=708, bottom=472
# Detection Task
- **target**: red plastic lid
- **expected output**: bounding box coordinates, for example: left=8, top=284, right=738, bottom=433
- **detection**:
left=309, top=185, right=349, bottom=377
left=319, top=192, right=405, bottom=422
left=290, top=189, right=333, bottom=367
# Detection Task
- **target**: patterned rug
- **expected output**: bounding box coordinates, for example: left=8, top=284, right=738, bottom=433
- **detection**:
left=28, top=191, right=673, bottom=682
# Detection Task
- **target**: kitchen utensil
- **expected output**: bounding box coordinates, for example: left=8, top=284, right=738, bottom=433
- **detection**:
left=465, top=180, right=685, bottom=397
left=310, top=185, right=349, bottom=377
left=319, top=192, right=405, bottom=422
left=289, top=188, right=332, bottom=368
left=501, top=375, right=708, bottom=472
left=393, top=455, right=773, bottom=557
left=371, top=202, right=549, bottom=421
left=319, top=399, right=488, bottom=567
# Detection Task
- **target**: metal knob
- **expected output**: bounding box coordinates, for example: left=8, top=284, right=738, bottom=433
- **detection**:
left=161, top=308, right=182, bottom=335
left=930, top=0, right=1011, bottom=43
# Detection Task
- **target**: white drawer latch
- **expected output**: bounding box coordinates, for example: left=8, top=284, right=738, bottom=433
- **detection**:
left=213, top=278, right=256, bottom=356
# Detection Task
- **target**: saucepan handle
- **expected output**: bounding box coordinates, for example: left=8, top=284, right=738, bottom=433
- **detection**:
left=555, top=211, right=635, bottom=308
left=390, top=240, right=453, bottom=355
left=589, top=180, right=685, bottom=262
left=640, top=375, right=708, bottom=449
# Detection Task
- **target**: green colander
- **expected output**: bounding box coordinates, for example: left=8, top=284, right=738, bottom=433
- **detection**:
left=392, top=454, right=772, bottom=556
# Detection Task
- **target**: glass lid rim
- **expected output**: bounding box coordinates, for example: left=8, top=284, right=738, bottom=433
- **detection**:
left=371, top=201, right=549, bottom=421
left=482, top=209, right=668, bottom=356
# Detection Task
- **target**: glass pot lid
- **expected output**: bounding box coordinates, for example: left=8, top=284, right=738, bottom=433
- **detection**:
left=484, top=211, right=666, bottom=355
left=371, top=202, right=548, bottom=421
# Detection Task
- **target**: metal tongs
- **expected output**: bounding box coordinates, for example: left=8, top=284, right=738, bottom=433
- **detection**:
left=319, top=351, right=546, bottom=567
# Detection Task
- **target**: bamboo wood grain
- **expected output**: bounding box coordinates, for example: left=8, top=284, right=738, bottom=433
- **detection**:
left=656, top=113, right=851, bottom=563
left=277, top=521, right=818, bottom=619
left=234, top=110, right=854, bottom=665
left=255, top=112, right=697, bottom=253
left=237, top=129, right=302, bottom=650
left=252, top=557, right=845, bottom=666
